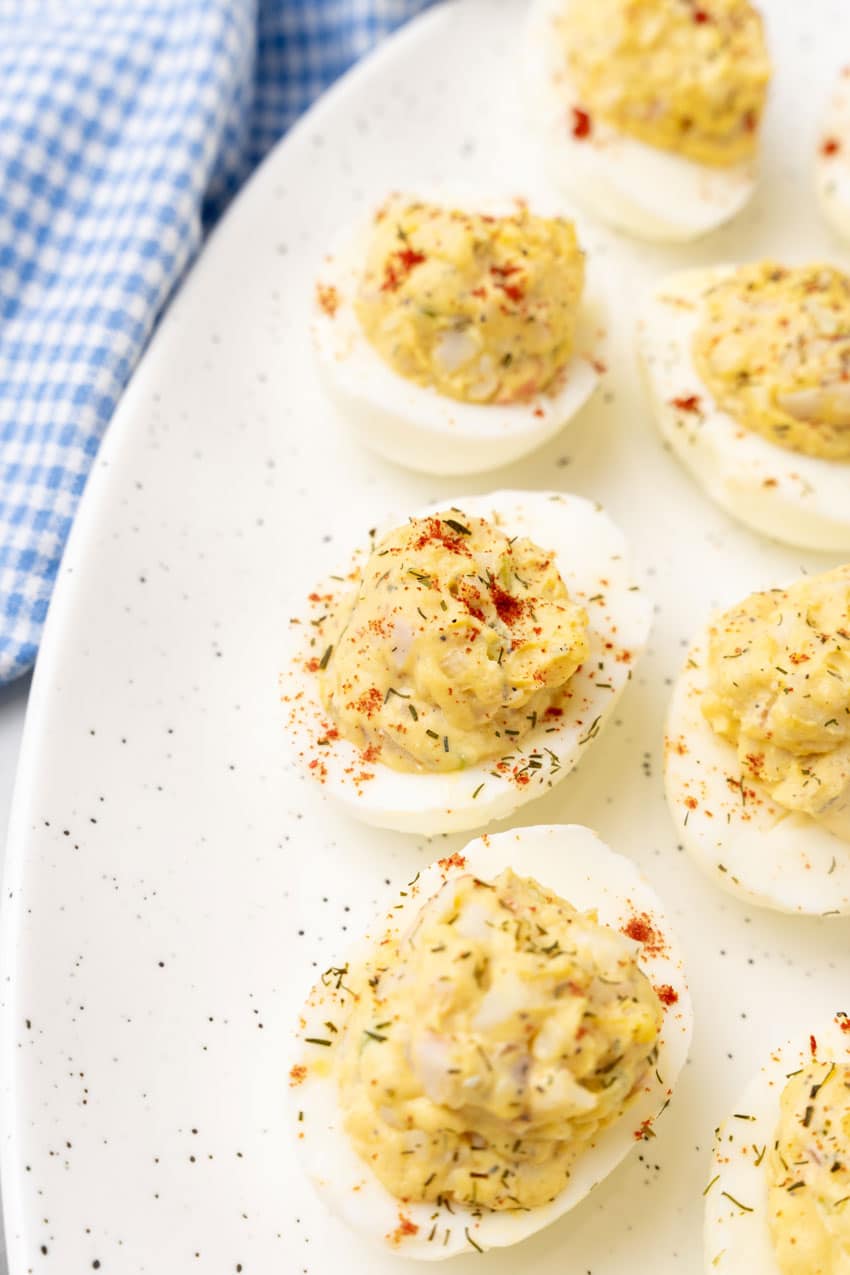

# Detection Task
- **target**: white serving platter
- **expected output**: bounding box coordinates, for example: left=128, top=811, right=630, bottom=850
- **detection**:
left=2, top=1, right=850, bottom=1271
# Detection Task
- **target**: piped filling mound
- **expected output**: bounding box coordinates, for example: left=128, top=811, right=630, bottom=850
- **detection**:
left=318, top=511, right=589, bottom=773
left=354, top=196, right=585, bottom=404
left=560, top=0, right=770, bottom=166
left=337, top=869, right=663, bottom=1210
left=694, top=262, right=850, bottom=461
left=702, top=566, right=850, bottom=839
left=767, top=1061, right=850, bottom=1275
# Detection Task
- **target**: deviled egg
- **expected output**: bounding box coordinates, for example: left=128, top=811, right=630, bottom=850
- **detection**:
left=290, top=824, right=693, bottom=1260
left=816, top=67, right=850, bottom=242
left=524, top=0, right=771, bottom=242
left=665, top=565, right=850, bottom=915
left=639, top=262, right=850, bottom=551
left=705, top=1015, right=850, bottom=1273
left=313, top=193, right=606, bottom=474
left=282, top=490, right=651, bottom=836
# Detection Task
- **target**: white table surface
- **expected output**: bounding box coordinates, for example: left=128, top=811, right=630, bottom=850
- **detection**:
left=0, top=677, right=31, bottom=1275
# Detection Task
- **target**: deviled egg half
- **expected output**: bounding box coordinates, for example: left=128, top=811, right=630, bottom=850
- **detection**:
left=705, top=1015, right=850, bottom=1274
left=313, top=193, right=606, bottom=475
left=665, top=565, right=850, bottom=915
left=282, top=490, right=651, bottom=836
left=524, top=0, right=771, bottom=242
left=816, top=67, right=850, bottom=242
left=290, top=824, right=692, bottom=1260
left=639, top=262, right=850, bottom=552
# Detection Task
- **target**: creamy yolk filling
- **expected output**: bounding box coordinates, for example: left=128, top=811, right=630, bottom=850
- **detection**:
left=767, top=1062, right=850, bottom=1275
left=694, top=263, right=850, bottom=461
left=318, top=512, right=589, bottom=773
left=354, top=197, right=585, bottom=405
left=702, top=566, right=850, bottom=839
left=560, top=0, right=770, bottom=167
left=337, top=869, right=663, bottom=1210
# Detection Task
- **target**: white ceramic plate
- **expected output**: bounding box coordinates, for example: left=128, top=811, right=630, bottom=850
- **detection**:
left=2, top=2, right=850, bottom=1272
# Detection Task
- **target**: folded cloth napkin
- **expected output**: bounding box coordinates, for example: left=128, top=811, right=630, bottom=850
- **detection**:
left=0, top=0, right=433, bottom=685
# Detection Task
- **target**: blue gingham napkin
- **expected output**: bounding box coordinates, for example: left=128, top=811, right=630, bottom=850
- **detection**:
left=0, top=0, right=433, bottom=685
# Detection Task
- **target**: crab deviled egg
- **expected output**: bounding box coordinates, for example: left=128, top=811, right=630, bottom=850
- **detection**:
left=639, top=261, right=850, bottom=552
left=313, top=192, right=606, bottom=475
left=290, top=824, right=693, bottom=1260
left=282, top=490, right=651, bottom=836
left=525, top=0, right=771, bottom=242
left=705, top=1015, right=850, bottom=1273
left=665, top=566, right=850, bottom=915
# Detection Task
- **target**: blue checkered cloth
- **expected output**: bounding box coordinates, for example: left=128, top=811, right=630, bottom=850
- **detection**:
left=0, top=0, right=434, bottom=684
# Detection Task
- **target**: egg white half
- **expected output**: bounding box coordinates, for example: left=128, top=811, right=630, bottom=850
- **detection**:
left=290, top=824, right=693, bottom=1261
left=282, top=490, right=651, bottom=837
left=523, top=0, right=758, bottom=243
left=665, top=628, right=850, bottom=916
left=638, top=266, right=850, bottom=553
left=704, top=1015, right=850, bottom=1274
left=816, top=68, right=850, bottom=242
left=312, top=192, right=606, bottom=476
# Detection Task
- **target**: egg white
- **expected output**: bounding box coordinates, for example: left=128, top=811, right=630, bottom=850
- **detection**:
left=704, top=1016, right=850, bottom=1274
left=312, top=192, right=606, bottom=476
left=816, top=68, right=850, bottom=242
left=638, top=266, right=850, bottom=553
left=665, top=626, right=850, bottom=916
left=523, top=0, right=758, bottom=244
left=290, top=823, right=693, bottom=1261
left=282, top=489, right=652, bottom=837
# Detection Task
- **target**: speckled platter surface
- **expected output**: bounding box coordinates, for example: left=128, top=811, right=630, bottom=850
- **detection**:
left=2, top=1, right=849, bottom=1271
